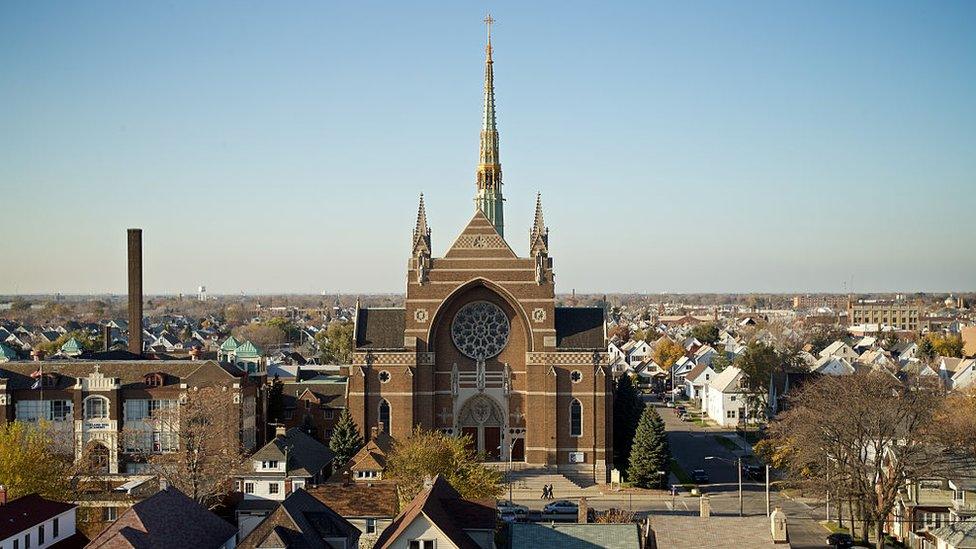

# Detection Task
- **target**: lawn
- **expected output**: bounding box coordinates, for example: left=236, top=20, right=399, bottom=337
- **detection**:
left=714, top=435, right=740, bottom=452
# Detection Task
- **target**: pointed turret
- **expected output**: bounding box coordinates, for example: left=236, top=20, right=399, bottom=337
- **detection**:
left=475, top=14, right=505, bottom=237
left=412, top=194, right=432, bottom=284
left=529, top=192, right=549, bottom=257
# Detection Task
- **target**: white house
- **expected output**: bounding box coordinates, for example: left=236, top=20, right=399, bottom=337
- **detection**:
left=819, top=340, right=859, bottom=361
left=0, top=489, right=78, bottom=549
left=705, top=366, right=757, bottom=427
left=684, top=363, right=716, bottom=401
left=813, top=355, right=855, bottom=376
left=938, top=357, right=976, bottom=391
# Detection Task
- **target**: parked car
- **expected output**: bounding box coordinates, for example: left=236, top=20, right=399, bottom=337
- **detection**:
left=825, top=533, right=854, bottom=548
left=692, top=469, right=710, bottom=484
left=496, top=500, right=528, bottom=516
left=499, top=511, right=518, bottom=523
left=543, top=500, right=579, bottom=514
left=742, top=463, right=764, bottom=481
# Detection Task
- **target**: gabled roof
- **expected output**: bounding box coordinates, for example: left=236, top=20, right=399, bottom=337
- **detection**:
left=219, top=336, right=241, bottom=352
left=238, top=489, right=360, bottom=549
left=86, top=487, right=236, bottom=549
left=0, top=493, right=75, bottom=541
left=308, top=482, right=399, bottom=519
left=709, top=366, right=743, bottom=393
left=354, top=308, right=405, bottom=350
left=684, top=362, right=712, bottom=384
left=373, top=475, right=495, bottom=549
left=443, top=209, right=517, bottom=259
left=251, top=428, right=334, bottom=478
left=930, top=520, right=976, bottom=548
left=235, top=340, right=262, bottom=358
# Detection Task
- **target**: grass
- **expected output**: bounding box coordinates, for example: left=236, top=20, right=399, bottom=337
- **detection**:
left=714, top=435, right=740, bottom=452
left=670, top=458, right=694, bottom=486
left=819, top=521, right=850, bottom=534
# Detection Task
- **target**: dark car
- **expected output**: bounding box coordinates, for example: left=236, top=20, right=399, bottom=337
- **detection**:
left=692, top=469, right=710, bottom=484
left=742, top=463, right=765, bottom=481
left=826, top=532, right=854, bottom=548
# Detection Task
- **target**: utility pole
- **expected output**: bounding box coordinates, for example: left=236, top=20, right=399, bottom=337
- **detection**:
left=765, top=464, right=771, bottom=516
left=738, top=456, right=743, bottom=517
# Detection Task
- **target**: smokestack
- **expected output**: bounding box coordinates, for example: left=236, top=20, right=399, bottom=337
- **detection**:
left=127, top=229, right=143, bottom=356
left=102, top=325, right=111, bottom=352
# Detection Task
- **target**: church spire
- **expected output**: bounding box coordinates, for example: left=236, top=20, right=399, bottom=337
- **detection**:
left=529, top=192, right=549, bottom=258
left=412, top=193, right=431, bottom=256
left=475, top=14, right=504, bottom=237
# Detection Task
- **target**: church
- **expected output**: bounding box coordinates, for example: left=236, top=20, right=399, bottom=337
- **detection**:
left=347, top=19, right=613, bottom=483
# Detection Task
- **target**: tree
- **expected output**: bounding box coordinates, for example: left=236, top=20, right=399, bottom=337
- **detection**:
left=129, top=387, right=245, bottom=509
left=387, top=427, right=503, bottom=507
left=918, top=335, right=936, bottom=362
left=652, top=338, right=684, bottom=371
left=929, top=333, right=964, bottom=358
left=690, top=322, right=720, bottom=346
left=233, top=322, right=286, bottom=349
left=0, top=422, right=73, bottom=501
left=36, top=330, right=101, bottom=354
left=627, top=406, right=669, bottom=488
left=734, top=340, right=802, bottom=417
left=329, top=409, right=363, bottom=471
left=710, top=351, right=731, bottom=373
left=267, top=375, right=284, bottom=426
left=316, top=322, right=354, bottom=364
left=613, top=375, right=644, bottom=472
left=765, top=372, right=942, bottom=548
left=607, top=324, right=631, bottom=343
left=806, top=324, right=848, bottom=355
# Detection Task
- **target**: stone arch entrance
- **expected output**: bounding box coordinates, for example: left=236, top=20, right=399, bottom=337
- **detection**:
left=457, top=394, right=504, bottom=461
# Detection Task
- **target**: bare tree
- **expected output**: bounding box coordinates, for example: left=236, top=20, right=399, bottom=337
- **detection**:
left=763, top=372, right=942, bottom=548
left=124, top=387, right=245, bottom=509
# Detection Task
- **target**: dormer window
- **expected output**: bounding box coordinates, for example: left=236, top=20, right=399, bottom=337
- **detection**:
left=144, top=373, right=164, bottom=388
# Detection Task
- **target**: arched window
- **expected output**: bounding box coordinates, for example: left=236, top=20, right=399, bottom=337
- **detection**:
left=569, top=399, right=582, bottom=437
left=144, top=373, right=164, bottom=388
left=84, top=396, right=110, bottom=420
left=378, top=399, right=391, bottom=433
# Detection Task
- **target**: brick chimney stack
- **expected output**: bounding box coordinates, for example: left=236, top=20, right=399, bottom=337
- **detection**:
left=127, top=229, right=143, bottom=356
left=102, top=325, right=111, bottom=352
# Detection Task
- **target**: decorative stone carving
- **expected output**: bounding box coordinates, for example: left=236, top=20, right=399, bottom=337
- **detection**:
left=455, top=233, right=507, bottom=250
left=414, top=308, right=429, bottom=323
left=532, top=307, right=546, bottom=323
left=451, top=301, right=510, bottom=360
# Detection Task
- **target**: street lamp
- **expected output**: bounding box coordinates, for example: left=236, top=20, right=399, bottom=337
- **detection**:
left=705, top=455, right=742, bottom=517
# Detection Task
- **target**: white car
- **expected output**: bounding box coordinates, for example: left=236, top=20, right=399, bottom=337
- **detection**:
left=496, top=500, right=528, bottom=516
left=543, top=500, right=578, bottom=514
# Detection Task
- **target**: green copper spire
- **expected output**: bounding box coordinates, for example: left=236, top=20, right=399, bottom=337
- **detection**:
left=475, top=14, right=504, bottom=237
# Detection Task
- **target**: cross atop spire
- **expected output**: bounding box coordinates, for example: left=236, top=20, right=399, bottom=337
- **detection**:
left=475, top=14, right=504, bottom=237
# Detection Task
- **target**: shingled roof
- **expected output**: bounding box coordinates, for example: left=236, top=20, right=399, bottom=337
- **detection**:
left=86, top=487, right=236, bottom=549
left=237, top=489, right=360, bottom=549
left=373, top=475, right=494, bottom=549
left=0, top=493, right=75, bottom=542
left=554, top=307, right=606, bottom=349
left=251, top=428, right=334, bottom=478
left=0, top=360, right=244, bottom=392
left=355, top=308, right=405, bottom=349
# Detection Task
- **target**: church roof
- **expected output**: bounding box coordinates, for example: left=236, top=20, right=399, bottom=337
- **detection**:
left=444, top=209, right=516, bottom=259
left=554, top=307, right=606, bottom=349
left=354, top=308, right=405, bottom=349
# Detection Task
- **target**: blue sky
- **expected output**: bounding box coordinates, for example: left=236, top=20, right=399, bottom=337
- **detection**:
left=1, top=1, right=973, bottom=294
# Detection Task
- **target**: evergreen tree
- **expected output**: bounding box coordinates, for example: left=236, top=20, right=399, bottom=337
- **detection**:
left=267, top=374, right=284, bottom=424
left=627, top=405, right=670, bottom=488
left=613, top=375, right=644, bottom=472
left=329, top=409, right=363, bottom=470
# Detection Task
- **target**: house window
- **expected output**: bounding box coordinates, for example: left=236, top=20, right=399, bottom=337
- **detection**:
left=409, top=541, right=435, bottom=549
left=38, top=524, right=45, bottom=544
left=53, top=517, right=59, bottom=538
left=244, top=482, right=254, bottom=494
left=24, top=533, right=30, bottom=549
left=570, top=399, right=582, bottom=437
left=84, top=396, right=109, bottom=420
left=730, top=395, right=736, bottom=402
left=366, top=518, right=377, bottom=534
left=103, top=507, right=117, bottom=522
left=269, top=482, right=280, bottom=495
left=727, top=410, right=736, bottom=419
left=954, top=490, right=965, bottom=502
left=323, top=409, right=334, bottom=420
left=378, top=400, right=391, bottom=431
left=265, top=460, right=278, bottom=469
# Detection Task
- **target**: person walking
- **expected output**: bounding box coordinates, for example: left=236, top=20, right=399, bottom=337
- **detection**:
left=540, top=485, right=547, bottom=500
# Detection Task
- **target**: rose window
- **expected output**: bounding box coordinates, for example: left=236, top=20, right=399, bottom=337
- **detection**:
left=451, top=301, right=510, bottom=360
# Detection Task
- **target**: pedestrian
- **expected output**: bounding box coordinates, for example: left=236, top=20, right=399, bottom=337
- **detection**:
left=540, top=485, right=547, bottom=500
left=546, top=484, right=553, bottom=499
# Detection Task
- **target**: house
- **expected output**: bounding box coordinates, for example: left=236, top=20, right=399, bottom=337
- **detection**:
left=280, top=377, right=347, bottom=443
left=509, top=523, right=643, bottom=548
left=692, top=345, right=717, bottom=367
left=0, top=489, right=82, bottom=549
left=308, top=482, right=398, bottom=548
left=671, top=356, right=696, bottom=387
left=373, top=475, right=495, bottom=549
left=819, top=340, right=859, bottom=361
left=236, top=427, right=334, bottom=538
left=683, top=362, right=716, bottom=401
left=937, top=358, right=976, bottom=391
left=705, top=366, right=758, bottom=427
left=0, top=342, right=18, bottom=363
left=892, top=341, right=920, bottom=364
left=625, top=340, right=653, bottom=368
left=931, top=522, right=976, bottom=549
left=237, top=489, right=360, bottom=549
left=812, top=355, right=855, bottom=376
left=329, top=426, right=393, bottom=483
left=889, top=477, right=954, bottom=548
left=86, top=487, right=236, bottom=549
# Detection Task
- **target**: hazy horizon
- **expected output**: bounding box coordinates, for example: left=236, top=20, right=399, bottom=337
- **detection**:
left=2, top=2, right=974, bottom=295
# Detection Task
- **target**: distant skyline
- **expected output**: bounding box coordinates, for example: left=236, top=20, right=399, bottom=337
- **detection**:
left=1, top=2, right=974, bottom=295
